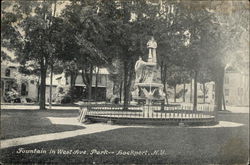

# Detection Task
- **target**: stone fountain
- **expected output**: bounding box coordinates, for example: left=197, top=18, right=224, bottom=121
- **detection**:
left=132, top=37, right=165, bottom=105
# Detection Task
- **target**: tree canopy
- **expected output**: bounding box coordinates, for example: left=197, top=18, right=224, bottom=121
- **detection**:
left=1, top=0, right=248, bottom=110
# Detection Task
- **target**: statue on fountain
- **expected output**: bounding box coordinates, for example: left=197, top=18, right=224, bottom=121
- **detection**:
left=147, top=36, right=157, bottom=64
left=135, top=56, right=146, bottom=83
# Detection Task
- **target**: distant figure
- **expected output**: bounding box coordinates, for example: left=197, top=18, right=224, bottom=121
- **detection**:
left=135, top=57, right=146, bottom=83
left=147, top=36, right=157, bottom=63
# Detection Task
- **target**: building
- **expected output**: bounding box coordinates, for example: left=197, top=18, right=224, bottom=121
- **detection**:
left=1, top=62, right=38, bottom=103
left=67, top=68, right=114, bottom=101
left=224, top=69, right=249, bottom=106
left=43, top=67, right=114, bottom=103
left=1, top=61, right=114, bottom=103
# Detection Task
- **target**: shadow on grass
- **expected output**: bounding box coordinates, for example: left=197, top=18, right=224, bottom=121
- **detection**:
left=1, top=110, right=84, bottom=140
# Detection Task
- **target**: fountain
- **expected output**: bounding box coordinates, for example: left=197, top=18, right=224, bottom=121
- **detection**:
left=79, top=36, right=216, bottom=126
left=132, top=37, right=165, bottom=105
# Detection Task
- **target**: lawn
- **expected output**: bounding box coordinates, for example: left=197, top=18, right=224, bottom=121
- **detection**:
left=1, top=110, right=84, bottom=139
left=0, top=112, right=248, bottom=164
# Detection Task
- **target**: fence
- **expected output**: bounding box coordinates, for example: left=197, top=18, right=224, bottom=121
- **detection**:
left=79, top=103, right=216, bottom=122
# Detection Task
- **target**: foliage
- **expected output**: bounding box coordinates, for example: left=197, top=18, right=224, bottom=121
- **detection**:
left=5, top=88, right=19, bottom=102
left=1, top=0, right=248, bottom=109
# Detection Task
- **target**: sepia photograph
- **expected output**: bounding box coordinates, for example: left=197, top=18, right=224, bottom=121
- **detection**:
left=1, top=0, right=249, bottom=164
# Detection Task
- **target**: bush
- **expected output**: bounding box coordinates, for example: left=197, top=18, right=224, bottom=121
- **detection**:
left=5, top=89, right=19, bottom=103
left=61, top=95, right=72, bottom=104
left=54, top=85, right=70, bottom=104
left=110, top=95, right=120, bottom=104
left=26, top=98, right=34, bottom=103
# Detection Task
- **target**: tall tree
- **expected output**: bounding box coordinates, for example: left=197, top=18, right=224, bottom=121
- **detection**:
left=208, top=1, right=249, bottom=111
left=61, top=1, right=110, bottom=101
left=97, top=0, right=157, bottom=109
left=1, top=1, right=61, bottom=110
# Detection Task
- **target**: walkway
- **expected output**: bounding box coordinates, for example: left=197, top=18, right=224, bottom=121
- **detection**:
left=1, top=104, right=79, bottom=110
left=1, top=122, right=141, bottom=149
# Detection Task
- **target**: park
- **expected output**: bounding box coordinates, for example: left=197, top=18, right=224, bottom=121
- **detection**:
left=1, top=0, right=249, bottom=164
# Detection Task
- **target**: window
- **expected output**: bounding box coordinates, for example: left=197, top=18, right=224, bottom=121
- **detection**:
left=30, top=80, right=35, bottom=84
left=225, top=89, right=229, bottom=96
left=212, top=84, right=215, bottom=91
left=224, top=76, right=229, bottom=84
left=5, top=68, right=10, bottom=77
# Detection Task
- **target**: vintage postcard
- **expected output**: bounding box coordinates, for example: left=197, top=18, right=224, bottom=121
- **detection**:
left=1, top=0, right=249, bottom=164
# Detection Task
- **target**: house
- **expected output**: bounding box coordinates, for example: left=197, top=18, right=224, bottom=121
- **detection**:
left=224, top=68, right=249, bottom=106
left=66, top=68, right=114, bottom=101
left=1, top=62, right=38, bottom=103
left=1, top=61, right=114, bottom=103
left=44, top=67, right=114, bottom=103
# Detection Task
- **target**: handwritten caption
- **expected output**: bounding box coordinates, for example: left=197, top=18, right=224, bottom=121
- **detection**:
left=16, top=148, right=168, bottom=156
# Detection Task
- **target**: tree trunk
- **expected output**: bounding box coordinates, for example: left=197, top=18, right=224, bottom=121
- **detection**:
left=123, top=60, right=129, bottom=110
left=161, top=64, right=169, bottom=105
left=163, top=82, right=169, bottom=104
left=49, top=64, right=53, bottom=109
left=203, top=82, right=206, bottom=103
left=174, top=85, right=176, bottom=103
left=215, top=66, right=225, bottom=112
left=190, top=78, right=193, bottom=103
left=119, top=80, right=123, bottom=103
left=37, top=79, right=40, bottom=103
left=193, top=71, right=198, bottom=111
left=222, top=91, right=227, bottom=110
left=88, top=64, right=93, bottom=102
left=70, top=71, right=77, bottom=87
left=183, top=83, right=186, bottom=102
left=127, top=64, right=133, bottom=105
left=95, top=68, right=99, bottom=101
left=39, top=64, right=47, bottom=110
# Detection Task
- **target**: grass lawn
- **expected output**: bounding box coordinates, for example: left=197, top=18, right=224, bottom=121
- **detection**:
left=0, top=112, right=248, bottom=164
left=1, top=110, right=84, bottom=139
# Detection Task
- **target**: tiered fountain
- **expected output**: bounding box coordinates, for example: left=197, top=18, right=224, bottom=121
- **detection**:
left=79, top=36, right=216, bottom=126
left=132, top=37, right=165, bottom=105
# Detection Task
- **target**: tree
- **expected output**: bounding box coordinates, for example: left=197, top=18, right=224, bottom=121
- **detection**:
left=1, top=1, right=62, bottom=110
left=1, top=1, right=23, bottom=63
left=61, top=1, right=110, bottom=102
left=166, top=69, right=182, bottom=103
left=175, top=1, right=219, bottom=110
left=97, top=0, right=158, bottom=109
left=197, top=66, right=213, bottom=104
left=208, top=1, right=249, bottom=111
left=181, top=1, right=248, bottom=112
